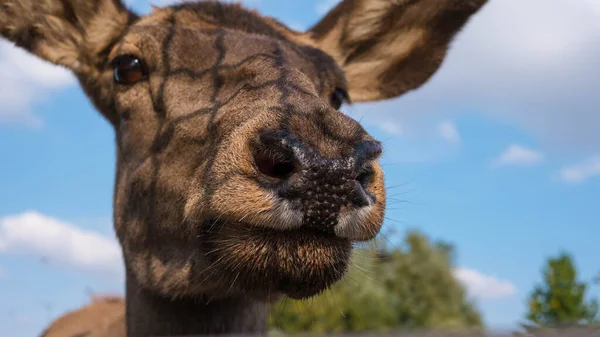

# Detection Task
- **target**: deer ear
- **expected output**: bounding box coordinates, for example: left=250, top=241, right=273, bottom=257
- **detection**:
left=308, top=0, right=487, bottom=102
left=0, top=0, right=136, bottom=73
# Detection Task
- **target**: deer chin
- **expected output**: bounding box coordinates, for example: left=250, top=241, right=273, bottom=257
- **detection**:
left=202, top=220, right=352, bottom=300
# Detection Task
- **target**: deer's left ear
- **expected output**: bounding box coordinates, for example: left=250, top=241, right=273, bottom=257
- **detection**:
left=0, top=0, right=136, bottom=73
left=307, top=0, right=488, bottom=102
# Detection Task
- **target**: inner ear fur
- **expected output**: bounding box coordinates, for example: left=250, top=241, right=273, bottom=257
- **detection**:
left=308, top=0, right=488, bottom=102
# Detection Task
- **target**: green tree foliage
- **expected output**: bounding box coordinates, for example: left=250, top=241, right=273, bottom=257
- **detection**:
left=268, top=231, right=483, bottom=334
left=519, top=252, right=599, bottom=333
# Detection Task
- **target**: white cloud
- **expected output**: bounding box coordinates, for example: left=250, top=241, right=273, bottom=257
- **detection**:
left=316, top=0, right=340, bottom=15
left=352, top=0, right=600, bottom=155
left=0, top=40, right=76, bottom=127
left=559, top=156, right=600, bottom=184
left=0, top=211, right=123, bottom=277
left=149, top=0, right=261, bottom=7
left=376, top=119, right=404, bottom=135
left=584, top=0, right=600, bottom=14
left=453, top=267, right=517, bottom=301
left=222, top=0, right=262, bottom=3
left=287, top=21, right=308, bottom=32
left=493, top=144, right=544, bottom=167
left=438, top=121, right=460, bottom=144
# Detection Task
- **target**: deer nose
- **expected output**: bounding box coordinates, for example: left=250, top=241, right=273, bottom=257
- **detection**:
left=253, top=130, right=381, bottom=233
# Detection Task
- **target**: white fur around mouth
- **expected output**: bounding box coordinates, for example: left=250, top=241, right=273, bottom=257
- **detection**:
left=335, top=205, right=374, bottom=241
left=243, top=193, right=375, bottom=241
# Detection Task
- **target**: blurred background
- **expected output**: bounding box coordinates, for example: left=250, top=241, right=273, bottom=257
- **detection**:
left=0, top=0, right=599, bottom=336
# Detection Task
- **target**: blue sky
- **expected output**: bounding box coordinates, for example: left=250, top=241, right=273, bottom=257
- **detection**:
left=1, top=0, right=600, bottom=336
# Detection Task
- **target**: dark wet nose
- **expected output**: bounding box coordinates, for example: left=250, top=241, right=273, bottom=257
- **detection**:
left=253, top=130, right=381, bottom=233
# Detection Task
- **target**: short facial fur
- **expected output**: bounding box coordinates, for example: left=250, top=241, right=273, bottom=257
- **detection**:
left=0, top=0, right=488, bottom=315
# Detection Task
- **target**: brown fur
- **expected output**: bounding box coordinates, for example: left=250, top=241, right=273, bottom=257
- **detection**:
left=1, top=0, right=487, bottom=336
left=40, top=296, right=125, bottom=337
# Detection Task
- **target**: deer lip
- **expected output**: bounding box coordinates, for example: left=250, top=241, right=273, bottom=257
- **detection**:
left=201, top=220, right=352, bottom=299
left=261, top=223, right=341, bottom=238
left=203, top=218, right=344, bottom=239
left=201, top=219, right=348, bottom=245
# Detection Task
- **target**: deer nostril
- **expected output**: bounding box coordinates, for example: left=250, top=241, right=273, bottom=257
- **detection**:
left=356, top=141, right=383, bottom=165
left=254, top=141, right=297, bottom=180
left=355, top=165, right=375, bottom=190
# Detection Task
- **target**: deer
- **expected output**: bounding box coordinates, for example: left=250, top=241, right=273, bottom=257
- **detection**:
left=0, top=0, right=488, bottom=336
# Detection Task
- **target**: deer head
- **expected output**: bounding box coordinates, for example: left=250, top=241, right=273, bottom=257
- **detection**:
left=1, top=0, right=487, bottom=302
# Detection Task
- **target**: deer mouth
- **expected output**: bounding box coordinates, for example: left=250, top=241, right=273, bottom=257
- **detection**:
left=201, top=220, right=352, bottom=299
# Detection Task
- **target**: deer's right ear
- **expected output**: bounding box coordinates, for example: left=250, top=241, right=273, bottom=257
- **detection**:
left=0, top=0, right=136, bottom=73
left=307, top=0, right=487, bottom=103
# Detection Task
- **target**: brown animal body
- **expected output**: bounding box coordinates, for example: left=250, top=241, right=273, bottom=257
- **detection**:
left=40, top=296, right=126, bottom=337
left=0, top=0, right=487, bottom=336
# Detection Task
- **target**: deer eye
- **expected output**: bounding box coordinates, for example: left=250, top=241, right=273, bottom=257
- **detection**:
left=330, top=88, right=349, bottom=110
left=112, top=55, right=148, bottom=85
